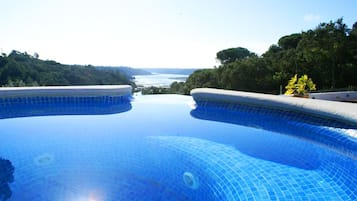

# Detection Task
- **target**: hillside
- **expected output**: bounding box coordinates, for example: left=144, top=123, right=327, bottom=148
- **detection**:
left=96, top=66, right=152, bottom=77
left=0, top=51, right=133, bottom=87
left=181, top=19, right=357, bottom=95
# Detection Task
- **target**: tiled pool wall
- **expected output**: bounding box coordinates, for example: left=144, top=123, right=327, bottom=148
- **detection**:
left=191, top=88, right=357, bottom=126
left=191, top=88, right=357, bottom=158
left=189, top=88, right=356, bottom=200
left=0, top=84, right=133, bottom=120
left=0, top=95, right=132, bottom=119
left=192, top=101, right=357, bottom=158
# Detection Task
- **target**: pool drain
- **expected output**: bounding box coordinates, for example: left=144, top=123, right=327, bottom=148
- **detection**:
left=34, top=153, right=55, bottom=166
left=183, top=171, right=199, bottom=190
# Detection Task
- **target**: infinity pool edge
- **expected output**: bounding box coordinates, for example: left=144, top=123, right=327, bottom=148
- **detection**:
left=0, top=85, right=132, bottom=98
left=191, top=88, right=357, bottom=131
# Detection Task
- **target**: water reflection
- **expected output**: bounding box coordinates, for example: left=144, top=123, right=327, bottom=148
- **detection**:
left=190, top=101, right=357, bottom=167
left=0, top=158, right=14, bottom=201
left=0, top=96, right=132, bottom=119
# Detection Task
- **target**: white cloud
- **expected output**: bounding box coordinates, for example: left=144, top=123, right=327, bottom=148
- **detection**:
left=303, top=14, right=321, bottom=22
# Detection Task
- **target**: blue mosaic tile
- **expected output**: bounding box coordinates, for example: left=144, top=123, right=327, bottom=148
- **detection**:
left=0, top=95, right=355, bottom=200
left=191, top=101, right=357, bottom=157
left=0, top=95, right=132, bottom=119
left=148, top=136, right=356, bottom=201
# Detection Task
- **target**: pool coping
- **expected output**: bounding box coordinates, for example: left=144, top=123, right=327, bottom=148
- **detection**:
left=191, top=88, right=357, bottom=129
left=0, top=85, right=132, bottom=98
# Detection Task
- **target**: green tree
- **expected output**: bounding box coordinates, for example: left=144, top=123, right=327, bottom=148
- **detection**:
left=216, top=47, right=256, bottom=64
left=278, top=33, right=302, bottom=50
left=184, top=69, right=219, bottom=94
left=216, top=58, right=274, bottom=93
left=297, top=18, right=350, bottom=89
left=170, top=81, right=185, bottom=94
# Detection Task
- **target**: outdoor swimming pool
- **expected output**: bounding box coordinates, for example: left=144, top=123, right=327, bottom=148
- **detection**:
left=0, top=87, right=356, bottom=200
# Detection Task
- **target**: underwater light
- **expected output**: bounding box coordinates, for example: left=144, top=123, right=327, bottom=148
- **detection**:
left=183, top=171, right=199, bottom=190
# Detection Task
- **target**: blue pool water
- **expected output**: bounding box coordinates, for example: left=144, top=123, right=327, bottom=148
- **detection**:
left=0, top=95, right=356, bottom=200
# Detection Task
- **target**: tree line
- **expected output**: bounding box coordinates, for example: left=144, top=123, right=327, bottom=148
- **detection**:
left=0, top=51, right=134, bottom=87
left=168, top=18, right=357, bottom=95
left=1, top=18, right=356, bottom=94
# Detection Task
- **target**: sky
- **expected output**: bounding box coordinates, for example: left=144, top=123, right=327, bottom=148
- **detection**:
left=0, top=0, right=356, bottom=68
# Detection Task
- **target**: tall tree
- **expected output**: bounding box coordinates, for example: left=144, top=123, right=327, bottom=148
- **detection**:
left=278, top=33, right=302, bottom=50
left=216, top=47, right=256, bottom=64
left=297, top=18, right=350, bottom=88
left=180, top=19, right=357, bottom=95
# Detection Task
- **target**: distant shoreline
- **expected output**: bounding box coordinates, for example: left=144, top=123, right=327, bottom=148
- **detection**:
left=133, top=73, right=189, bottom=88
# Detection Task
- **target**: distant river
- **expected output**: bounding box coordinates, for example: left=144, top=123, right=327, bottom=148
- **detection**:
left=133, top=73, right=188, bottom=88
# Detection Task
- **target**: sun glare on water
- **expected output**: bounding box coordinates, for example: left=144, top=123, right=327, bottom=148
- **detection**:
left=68, top=191, right=103, bottom=201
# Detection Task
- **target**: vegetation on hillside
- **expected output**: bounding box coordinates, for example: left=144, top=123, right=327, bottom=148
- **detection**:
left=165, top=18, right=357, bottom=95
left=96, top=66, right=152, bottom=78
left=0, top=51, right=134, bottom=87
left=1, top=19, right=356, bottom=95
left=141, top=81, right=186, bottom=95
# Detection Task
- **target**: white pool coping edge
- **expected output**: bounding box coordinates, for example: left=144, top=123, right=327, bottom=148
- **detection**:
left=0, top=85, right=132, bottom=98
left=191, top=88, right=357, bottom=126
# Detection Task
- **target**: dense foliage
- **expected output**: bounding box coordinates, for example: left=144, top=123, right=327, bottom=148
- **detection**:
left=0, top=51, right=133, bottom=87
left=96, top=66, right=152, bottom=77
left=141, top=81, right=186, bottom=95
left=216, top=47, right=257, bottom=64
left=181, top=19, right=357, bottom=95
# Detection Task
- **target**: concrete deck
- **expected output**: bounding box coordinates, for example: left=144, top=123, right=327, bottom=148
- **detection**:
left=310, top=91, right=357, bottom=102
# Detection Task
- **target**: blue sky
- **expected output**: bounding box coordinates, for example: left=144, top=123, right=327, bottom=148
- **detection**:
left=1, top=0, right=356, bottom=68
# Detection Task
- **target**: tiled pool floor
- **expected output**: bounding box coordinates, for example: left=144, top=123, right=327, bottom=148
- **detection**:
left=0, top=95, right=356, bottom=200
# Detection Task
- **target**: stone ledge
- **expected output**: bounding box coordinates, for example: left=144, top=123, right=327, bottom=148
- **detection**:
left=191, top=88, right=357, bottom=126
left=0, top=85, right=132, bottom=98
